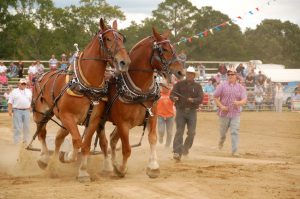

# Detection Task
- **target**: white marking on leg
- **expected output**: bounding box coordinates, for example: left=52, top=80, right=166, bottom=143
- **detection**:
left=148, top=144, right=159, bottom=169
left=78, top=155, right=89, bottom=178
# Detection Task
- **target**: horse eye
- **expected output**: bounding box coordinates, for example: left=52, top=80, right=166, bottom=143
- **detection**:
left=162, top=48, right=168, bottom=52
left=105, top=37, right=111, bottom=42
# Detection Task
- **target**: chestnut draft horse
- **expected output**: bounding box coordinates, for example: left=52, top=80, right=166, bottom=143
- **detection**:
left=93, top=27, right=184, bottom=178
left=31, top=19, right=130, bottom=180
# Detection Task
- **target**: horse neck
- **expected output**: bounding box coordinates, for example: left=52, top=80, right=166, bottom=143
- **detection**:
left=79, top=36, right=106, bottom=87
left=128, top=42, right=155, bottom=91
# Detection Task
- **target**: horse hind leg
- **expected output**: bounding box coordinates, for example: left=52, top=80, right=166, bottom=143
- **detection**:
left=46, top=128, right=69, bottom=178
left=58, top=116, right=82, bottom=163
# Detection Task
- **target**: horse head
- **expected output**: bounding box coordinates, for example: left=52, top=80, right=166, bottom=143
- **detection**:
left=151, top=27, right=184, bottom=82
left=98, top=18, right=130, bottom=73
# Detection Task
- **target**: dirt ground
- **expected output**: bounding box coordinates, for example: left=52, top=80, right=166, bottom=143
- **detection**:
left=0, top=111, right=299, bottom=199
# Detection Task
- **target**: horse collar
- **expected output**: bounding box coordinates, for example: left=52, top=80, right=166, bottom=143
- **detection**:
left=115, top=72, right=160, bottom=103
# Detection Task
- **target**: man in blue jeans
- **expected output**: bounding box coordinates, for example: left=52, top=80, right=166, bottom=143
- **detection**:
left=8, top=78, right=32, bottom=145
left=213, top=69, right=247, bottom=157
left=170, top=66, right=203, bottom=161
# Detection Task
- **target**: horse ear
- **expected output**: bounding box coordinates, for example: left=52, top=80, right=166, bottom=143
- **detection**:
left=112, top=20, right=118, bottom=30
left=162, top=30, right=171, bottom=38
left=99, top=18, right=107, bottom=30
left=152, top=27, right=162, bottom=41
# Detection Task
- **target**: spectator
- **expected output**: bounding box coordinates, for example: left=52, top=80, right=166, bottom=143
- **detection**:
left=0, top=62, right=7, bottom=74
left=35, top=59, right=45, bottom=75
left=294, top=83, right=300, bottom=95
left=245, top=72, right=255, bottom=88
left=49, top=54, right=58, bottom=71
left=17, top=60, right=24, bottom=78
left=214, top=73, right=221, bottom=85
left=0, top=71, right=8, bottom=87
left=170, top=66, right=203, bottom=161
left=68, top=52, right=76, bottom=65
left=247, top=92, right=255, bottom=111
left=213, top=68, right=247, bottom=157
left=264, top=78, right=274, bottom=110
left=292, top=86, right=300, bottom=102
left=8, top=78, right=32, bottom=145
left=236, top=63, right=246, bottom=78
left=204, top=78, right=216, bottom=109
left=218, top=63, right=227, bottom=75
left=60, top=53, right=68, bottom=70
left=4, top=85, right=13, bottom=100
left=204, top=78, right=215, bottom=94
left=254, top=84, right=264, bottom=96
left=7, top=62, right=18, bottom=79
left=1, top=96, right=8, bottom=112
left=255, top=92, right=264, bottom=111
left=256, top=71, right=266, bottom=86
left=28, top=62, right=38, bottom=85
left=197, top=63, right=206, bottom=80
left=274, top=83, right=284, bottom=112
left=178, top=50, right=187, bottom=68
left=157, top=81, right=175, bottom=148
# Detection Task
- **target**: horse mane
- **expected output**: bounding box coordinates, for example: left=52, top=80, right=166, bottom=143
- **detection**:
left=129, top=36, right=153, bottom=54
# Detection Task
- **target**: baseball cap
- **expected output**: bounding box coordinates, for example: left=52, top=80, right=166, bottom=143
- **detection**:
left=19, top=78, right=27, bottom=84
left=227, top=68, right=237, bottom=74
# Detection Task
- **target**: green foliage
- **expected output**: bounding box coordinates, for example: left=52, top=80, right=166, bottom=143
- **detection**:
left=0, top=0, right=299, bottom=69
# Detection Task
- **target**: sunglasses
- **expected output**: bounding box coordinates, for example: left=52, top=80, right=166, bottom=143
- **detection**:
left=20, top=83, right=27, bottom=85
left=227, top=73, right=236, bottom=76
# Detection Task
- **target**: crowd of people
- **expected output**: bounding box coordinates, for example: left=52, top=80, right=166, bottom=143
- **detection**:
left=0, top=53, right=72, bottom=112
left=194, top=62, right=300, bottom=112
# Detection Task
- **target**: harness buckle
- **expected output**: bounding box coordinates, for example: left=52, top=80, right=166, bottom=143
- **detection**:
left=92, top=101, right=99, bottom=105
left=146, top=107, right=154, bottom=117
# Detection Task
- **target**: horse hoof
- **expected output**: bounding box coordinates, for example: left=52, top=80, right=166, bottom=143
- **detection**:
left=37, top=160, right=48, bottom=170
left=146, top=167, right=160, bottom=178
left=113, top=164, right=126, bottom=178
left=59, top=152, right=66, bottom=163
left=77, top=176, right=91, bottom=183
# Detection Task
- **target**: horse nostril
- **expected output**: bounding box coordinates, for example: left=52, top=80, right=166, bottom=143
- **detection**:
left=177, top=71, right=183, bottom=76
left=119, top=60, right=126, bottom=67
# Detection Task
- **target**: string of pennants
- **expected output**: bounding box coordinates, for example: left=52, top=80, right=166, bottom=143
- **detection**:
left=174, top=0, right=278, bottom=45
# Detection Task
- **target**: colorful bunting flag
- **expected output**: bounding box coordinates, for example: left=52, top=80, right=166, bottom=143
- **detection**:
left=174, top=0, right=277, bottom=45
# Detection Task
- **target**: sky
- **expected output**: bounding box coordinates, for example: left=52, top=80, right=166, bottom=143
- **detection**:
left=53, top=0, right=300, bottom=31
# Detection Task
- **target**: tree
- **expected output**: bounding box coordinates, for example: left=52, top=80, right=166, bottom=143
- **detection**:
left=245, top=19, right=300, bottom=68
left=152, top=0, right=197, bottom=39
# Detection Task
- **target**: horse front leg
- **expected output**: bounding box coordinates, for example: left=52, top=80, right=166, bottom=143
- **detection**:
left=36, top=123, right=50, bottom=170
left=110, top=127, right=130, bottom=177
left=97, top=126, right=112, bottom=173
left=146, top=116, right=160, bottom=178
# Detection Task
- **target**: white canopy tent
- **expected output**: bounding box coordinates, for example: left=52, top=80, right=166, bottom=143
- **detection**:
left=257, top=69, right=300, bottom=83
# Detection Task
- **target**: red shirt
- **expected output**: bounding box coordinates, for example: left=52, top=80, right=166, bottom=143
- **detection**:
left=157, top=90, right=175, bottom=118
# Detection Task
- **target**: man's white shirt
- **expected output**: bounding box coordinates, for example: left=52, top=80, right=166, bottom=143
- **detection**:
left=8, top=88, right=32, bottom=109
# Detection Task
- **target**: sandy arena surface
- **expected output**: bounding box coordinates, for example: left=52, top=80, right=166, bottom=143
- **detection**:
left=0, top=112, right=299, bottom=199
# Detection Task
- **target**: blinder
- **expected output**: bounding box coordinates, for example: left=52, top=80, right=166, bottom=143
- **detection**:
left=97, top=29, right=126, bottom=63
left=151, top=40, right=180, bottom=77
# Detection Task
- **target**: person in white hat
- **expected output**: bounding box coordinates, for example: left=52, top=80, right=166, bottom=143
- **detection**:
left=8, top=78, right=32, bottom=145
left=170, top=66, right=203, bottom=161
